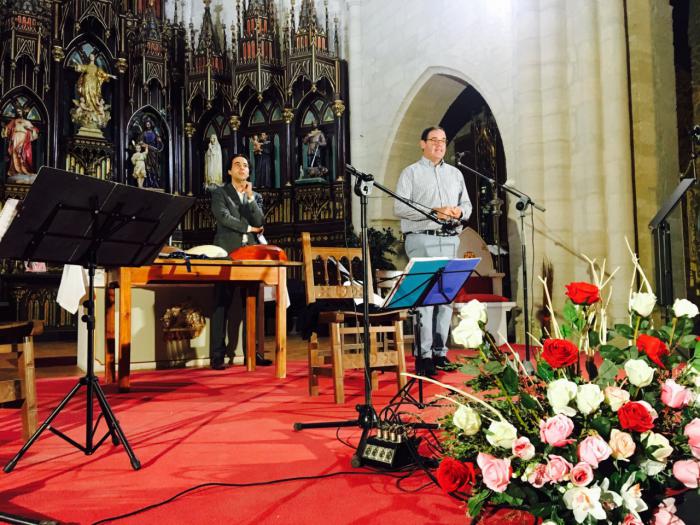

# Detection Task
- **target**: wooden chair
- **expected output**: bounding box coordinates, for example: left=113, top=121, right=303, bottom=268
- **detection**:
left=0, top=321, right=43, bottom=440
left=301, top=232, right=407, bottom=404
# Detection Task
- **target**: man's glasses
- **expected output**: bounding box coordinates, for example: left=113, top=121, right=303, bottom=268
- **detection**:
left=425, top=138, right=447, bottom=145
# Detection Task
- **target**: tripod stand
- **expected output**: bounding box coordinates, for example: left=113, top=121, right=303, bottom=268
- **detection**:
left=1, top=167, right=194, bottom=472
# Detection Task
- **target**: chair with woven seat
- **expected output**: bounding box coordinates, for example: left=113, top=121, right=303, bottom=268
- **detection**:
left=301, top=232, right=407, bottom=404
left=0, top=320, right=43, bottom=440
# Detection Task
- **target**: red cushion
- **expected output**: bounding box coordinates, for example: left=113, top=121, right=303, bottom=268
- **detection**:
left=454, top=292, right=509, bottom=303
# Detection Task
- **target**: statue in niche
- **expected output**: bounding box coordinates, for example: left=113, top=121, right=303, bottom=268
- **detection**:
left=131, top=116, right=164, bottom=188
left=302, top=125, right=328, bottom=179
left=204, top=134, right=223, bottom=187
left=70, top=54, right=116, bottom=136
left=252, top=132, right=273, bottom=188
left=1, top=107, right=39, bottom=183
left=130, top=142, right=147, bottom=188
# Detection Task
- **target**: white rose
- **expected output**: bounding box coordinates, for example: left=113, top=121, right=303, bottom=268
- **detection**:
left=641, top=432, right=673, bottom=462
left=452, top=317, right=483, bottom=348
left=624, top=359, right=655, bottom=388
left=630, top=292, right=656, bottom=317
left=458, top=299, right=488, bottom=324
left=576, top=384, right=604, bottom=416
left=640, top=459, right=666, bottom=476
left=604, top=386, right=630, bottom=412
left=547, top=378, right=578, bottom=416
left=673, top=298, right=699, bottom=319
left=485, top=420, right=517, bottom=449
left=453, top=405, right=481, bottom=435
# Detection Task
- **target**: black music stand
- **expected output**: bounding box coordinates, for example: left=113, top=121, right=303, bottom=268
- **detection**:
left=649, top=177, right=696, bottom=307
left=383, top=257, right=480, bottom=409
left=1, top=167, right=194, bottom=472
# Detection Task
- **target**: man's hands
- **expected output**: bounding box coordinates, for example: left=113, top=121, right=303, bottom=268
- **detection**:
left=249, top=226, right=264, bottom=234
left=243, top=181, right=254, bottom=199
left=433, top=206, right=462, bottom=220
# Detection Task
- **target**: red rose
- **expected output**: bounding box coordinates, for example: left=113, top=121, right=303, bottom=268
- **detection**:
left=542, top=338, right=579, bottom=368
left=636, top=334, right=669, bottom=368
left=436, top=457, right=476, bottom=494
left=618, top=401, right=655, bottom=432
left=565, top=282, right=600, bottom=305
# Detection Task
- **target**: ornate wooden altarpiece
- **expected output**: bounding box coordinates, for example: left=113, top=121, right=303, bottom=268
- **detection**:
left=0, top=0, right=350, bottom=337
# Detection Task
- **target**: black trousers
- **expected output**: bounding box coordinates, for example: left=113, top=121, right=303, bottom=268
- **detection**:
left=210, top=284, right=244, bottom=366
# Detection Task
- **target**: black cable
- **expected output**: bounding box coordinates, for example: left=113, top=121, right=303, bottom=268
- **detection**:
left=91, top=470, right=414, bottom=525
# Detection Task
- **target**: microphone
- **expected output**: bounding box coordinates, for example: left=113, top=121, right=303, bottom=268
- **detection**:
left=345, top=164, right=374, bottom=181
left=454, top=151, right=465, bottom=163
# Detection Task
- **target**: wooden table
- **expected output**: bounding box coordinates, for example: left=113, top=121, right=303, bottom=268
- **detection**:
left=104, top=259, right=301, bottom=391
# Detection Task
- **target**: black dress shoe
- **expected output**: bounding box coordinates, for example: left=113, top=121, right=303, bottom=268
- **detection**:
left=434, top=355, right=455, bottom=371
left=416, top=357, right=437, bottom=377
left=255, top=352, right=273, bottom=366
left=211, top=362, right=227, bottom=370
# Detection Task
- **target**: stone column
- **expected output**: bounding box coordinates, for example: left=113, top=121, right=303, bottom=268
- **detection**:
left=184, top=122, right=195, bottom=195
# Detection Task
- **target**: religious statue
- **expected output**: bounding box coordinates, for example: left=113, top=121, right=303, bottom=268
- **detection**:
left=252, top=132, right=272, bottom=188
left=70, top=53, right=116, bottom=136
left=130, top=142, right=147, bottom=188
left=138, top=117, right=164, bottom=188
left=1, top=108, right=39, bottom=183
left=204, top=134, right=223, bottom=187
left=302, top=125, right=328, bottom=179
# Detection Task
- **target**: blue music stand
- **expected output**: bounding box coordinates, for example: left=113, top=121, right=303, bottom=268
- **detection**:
left=384, top=257, right=480, bottom=409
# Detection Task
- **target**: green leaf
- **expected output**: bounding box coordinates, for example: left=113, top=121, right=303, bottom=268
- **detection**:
left=563, top=301, right=578, bottom=323
left=588, top=330, right=600, bottom=348
left=501, top=366, right=519, bottom=395
left=484, top=361, right=505, bottom=375
left=537, top=360, right=555, bottom=382
left=468, top=489, right=491, bottom=518
left=599, top=344, right=625, bottom=364
left=680, top=334, right=698, bottom=348
left=460, top=363, right=481, bottom=377
left=590, top=416, right=612, bottom=438
left=614, top=324, right=634, bottom=339
left=520, top=393, right=540, bottom=411
left=595, top=359, right=618, bottom=387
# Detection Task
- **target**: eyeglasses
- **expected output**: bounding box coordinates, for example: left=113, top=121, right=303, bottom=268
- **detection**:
left=425, top=138, right=447, bottom=145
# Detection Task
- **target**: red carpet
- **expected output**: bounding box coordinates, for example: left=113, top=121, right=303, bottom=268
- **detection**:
left=0, top=357, right=473, bottom=525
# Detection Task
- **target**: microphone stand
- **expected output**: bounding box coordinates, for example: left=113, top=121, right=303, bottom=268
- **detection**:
left=292, top=164, right=449, bottom=466
left=455, top=153, right=545, bottom=364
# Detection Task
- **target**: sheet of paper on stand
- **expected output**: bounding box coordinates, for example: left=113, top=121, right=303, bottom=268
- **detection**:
left=57, top=264, right=89, bottom=314
left=0, top=198, right=20, bottom=242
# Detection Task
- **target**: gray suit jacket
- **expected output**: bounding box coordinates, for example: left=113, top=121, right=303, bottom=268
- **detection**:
left=210, top=183, right=264, bottom=253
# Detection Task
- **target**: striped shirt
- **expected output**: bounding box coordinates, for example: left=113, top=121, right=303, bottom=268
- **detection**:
left=394, top=156, right=472, bottom=233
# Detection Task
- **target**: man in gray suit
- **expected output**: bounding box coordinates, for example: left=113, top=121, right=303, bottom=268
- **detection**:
left=209, top=154, right=269, bottom=369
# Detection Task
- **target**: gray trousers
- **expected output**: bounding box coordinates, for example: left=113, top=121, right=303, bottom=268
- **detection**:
left=404, top=233, right=460, bottom=358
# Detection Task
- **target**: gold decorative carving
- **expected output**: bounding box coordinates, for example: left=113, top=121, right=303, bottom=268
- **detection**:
left=52, top=45, right=64, bottom=62
left=229, top=115, right=240, bottom=130
left=282, top=107, right=294, bottom=124
left=332, top=99, right=345, bottom=118
left=116, top=57, right=128, bottom=74
left=184, top=122, right=195, bottom=138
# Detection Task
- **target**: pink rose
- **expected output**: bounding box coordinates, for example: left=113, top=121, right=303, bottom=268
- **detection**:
left=539, top=414, right=575, bottom=447
left=661, top=379, right=693, bottom=409
left=570, top=461, right=594, bottom=487
left=545, top=454, right=572, bottom=483
left=673, top=459, right=700, bottom=488
left=512, top=436, right=535, bottom=460
left=476, top=453, right=511, bottom=493
left=622, top=514, right=644, bottom=525
left=652, top=498, right=686, bottom=525
left=684, top=419, right=700, bottom=459
left=578, top=434, right=612, bottom=468
left=527, top=463, right=548, bottom=488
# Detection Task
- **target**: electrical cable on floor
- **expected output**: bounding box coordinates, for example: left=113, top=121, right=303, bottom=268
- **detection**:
left=91, top=468, right=434, bottom=525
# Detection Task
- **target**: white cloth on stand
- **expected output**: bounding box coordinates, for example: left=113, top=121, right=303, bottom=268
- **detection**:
left=57, top=264, right=89, bottom=314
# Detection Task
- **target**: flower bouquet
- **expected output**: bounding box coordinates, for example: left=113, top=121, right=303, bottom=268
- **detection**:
left=434, top=248, right=700, bottom=524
